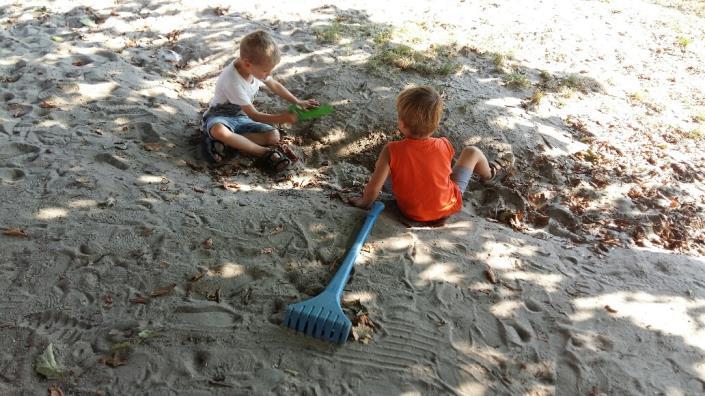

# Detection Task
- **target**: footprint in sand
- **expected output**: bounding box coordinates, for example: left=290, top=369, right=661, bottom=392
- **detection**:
left=173, top=304, right=243, bottom=330
left=525, top=298, right=544, bottom=313
left=95, top=153, right=129, bottom=170
left=0, top=167, right=25, bottom=183
left=18, top=310, right=94, bottom=345
left=133, top=121, right=161, bottom=143
left=0, top=142, right=40, bottom=162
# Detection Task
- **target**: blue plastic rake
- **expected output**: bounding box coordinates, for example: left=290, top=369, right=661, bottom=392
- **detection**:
left=283, top=201, right=385, bottom=344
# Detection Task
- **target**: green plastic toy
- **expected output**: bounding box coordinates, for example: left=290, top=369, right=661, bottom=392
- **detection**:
left=288, top=104, right=335, bottom=121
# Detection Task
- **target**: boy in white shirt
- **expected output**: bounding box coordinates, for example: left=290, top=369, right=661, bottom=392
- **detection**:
left=201, top=30, right=318, bottom=172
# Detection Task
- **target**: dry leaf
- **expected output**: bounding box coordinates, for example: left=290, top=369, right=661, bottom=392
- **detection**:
left=40, top=100, right=58, bottom=109
left=354, top=314, right=377, bottom=329
left=100, top=352, right=127, bottom=367
left=220, top=181, right=240, bottom=191
left=270, top=224, right=284, bottom=235
left=102, top=294, right=113, bottom=307
left=260, top=247, right=274, bottom=254
left=3, top=228, right=28, bottom=237
left=604, top=305, right=617, bottom=313
left=190, top=272, right=205, bottom=282
left=203, top=238, right=213, bottom=249
left=48, top=384, right=64, bottom=396
left=351, top=324, right=374, bottom=343
left=141, top=227, right=154, bottom=236
left=484, top=267, right=499, bottom=284
left=8, top=104, right=30, bottom=118
left=72, top=59, right=89, bottom=67
left=131, top=296, right=147, bottom=304
left=213, top=6, right=229, bottom=16
left=150, top=283, right=175, bottom=297
left=207, top=288, right=221, bottom=303
left=143, top=143, right=162, bottom=151
left=241, top=286, right=252, bottom=305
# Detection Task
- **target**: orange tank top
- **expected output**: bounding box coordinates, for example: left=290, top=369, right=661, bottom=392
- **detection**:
left=387, top=137, right=462, bottom=222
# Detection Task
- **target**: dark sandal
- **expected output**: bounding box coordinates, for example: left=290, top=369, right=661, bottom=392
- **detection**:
left=484, top=153, right=515, bottom=185
left=255, top=148, right=291, bottom=174
left=201, top=133, right=229, bottom=163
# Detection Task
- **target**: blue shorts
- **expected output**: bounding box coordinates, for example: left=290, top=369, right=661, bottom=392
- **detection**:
left=201, top=103, right=274, bottom=140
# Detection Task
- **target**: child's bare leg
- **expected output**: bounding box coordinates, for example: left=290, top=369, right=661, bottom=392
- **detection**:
left=241, top=129, right=280, bottom=147
left=454, top=146, right=491, bottom=181
left=210, top=124, right=278, bottom=158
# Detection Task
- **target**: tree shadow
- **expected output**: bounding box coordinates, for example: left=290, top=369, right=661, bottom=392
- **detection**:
left=1, top=1, right=704, bottom=395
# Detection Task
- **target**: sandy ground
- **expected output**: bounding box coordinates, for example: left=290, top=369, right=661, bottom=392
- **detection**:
left=2, top=0, right=705, bottom=394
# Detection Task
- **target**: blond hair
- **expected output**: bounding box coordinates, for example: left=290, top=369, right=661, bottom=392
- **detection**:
left=396, top=86, right=443, bottom=138
left=239, top=30, right=281, bottom=65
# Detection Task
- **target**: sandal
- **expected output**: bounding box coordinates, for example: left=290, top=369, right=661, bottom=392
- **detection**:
left=483, top=153, right=515, bottom=186
left=201, top=133, right=230, bottom=163
left=255, top=148, right=291, bottom=174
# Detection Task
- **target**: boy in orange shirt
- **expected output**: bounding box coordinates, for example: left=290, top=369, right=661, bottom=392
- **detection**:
left=350, top=85, right=511, bottom=222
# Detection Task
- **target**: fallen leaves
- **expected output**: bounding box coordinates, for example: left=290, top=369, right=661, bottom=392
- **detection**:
left=3, top=228, right=28, bottom=237
left=48, top=384, right=64, bottom=396
left=219, top=180, right=240, bottom=191
left=484, top=267, right=499, bottom=284
left=142, top=143, right=162, bottom=151
left=344, top=300, right=377, bottom=344
left=35, top=343, right=63, bottom=379
left=203, top=238, right=213, bottom=249
left=604, top=305, right=618, bottom=314
left=100, top=352, right=127, bottom=367
left=207, top=288, right=221, bottom=303
left=150, top=283, right=176, bottom=298
left=39, top=100, right=58, bottom=109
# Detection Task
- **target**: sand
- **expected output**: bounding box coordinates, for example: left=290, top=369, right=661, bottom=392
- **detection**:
left=1, top=0, right=705, bottom=394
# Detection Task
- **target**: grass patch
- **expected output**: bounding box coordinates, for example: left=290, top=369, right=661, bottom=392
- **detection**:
left=503, top=70, right=531, bottom=90
left=528, top=89, right=544, bottom=106
left=315, top=21, right=342, bottom=44
left=561, top=73, right=591, bottom=93
left=676, top=36, right=692, bottom=49
left=373, top=28, right=393, bottom=45
left=490, top=52, right=513, bottom=72
left=368, top=43, right=461, bottom=76
left=684, top=127, right=705, bottom=141
left=628, top=91, right=645, bottom=103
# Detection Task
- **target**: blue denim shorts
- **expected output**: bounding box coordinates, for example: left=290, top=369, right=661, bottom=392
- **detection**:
left=201, top=103, right=274, bottom=139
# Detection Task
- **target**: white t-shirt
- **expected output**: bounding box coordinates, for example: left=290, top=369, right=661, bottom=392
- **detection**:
left=209, top=60, right=272, bottom=108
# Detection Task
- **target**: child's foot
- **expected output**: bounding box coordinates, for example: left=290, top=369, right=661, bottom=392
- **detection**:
left=255, top=148, right=291, bottom=174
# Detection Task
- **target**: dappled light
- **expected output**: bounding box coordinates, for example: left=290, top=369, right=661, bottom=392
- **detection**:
left=417, top=263, right=464, bottom=285
left=573, top=292, right=705, bottom=352
left=208, top=262, right=245, bottom=278
left=1, top=0, right=704, bottom=394
left=68, top=199, right=98, bottom=208
left=35, top=207, right=69, bottom=220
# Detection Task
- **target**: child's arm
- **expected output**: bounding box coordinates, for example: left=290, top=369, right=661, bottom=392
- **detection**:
left=239, top=104, right=298, bottom=124
left=264, top=78, right=319, bottom=108
left=350, top=146, right=391, bottom=209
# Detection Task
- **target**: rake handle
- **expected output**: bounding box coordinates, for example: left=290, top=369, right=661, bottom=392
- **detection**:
left=325, top=201, right=385, bottom=300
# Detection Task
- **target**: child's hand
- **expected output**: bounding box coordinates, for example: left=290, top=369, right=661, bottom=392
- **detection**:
left=283, top=111, right=298, bottom=124
left=296, top=99, right=320, bottom=109
left=349, top=196, right=371, bottom=209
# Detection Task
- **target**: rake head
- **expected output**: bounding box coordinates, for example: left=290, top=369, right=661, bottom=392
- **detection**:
left=283, top=293, right=351, bottom=344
